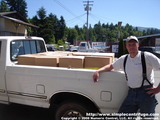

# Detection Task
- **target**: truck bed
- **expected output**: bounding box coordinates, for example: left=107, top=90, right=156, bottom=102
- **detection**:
left=6, top=65, right=128, bottom=113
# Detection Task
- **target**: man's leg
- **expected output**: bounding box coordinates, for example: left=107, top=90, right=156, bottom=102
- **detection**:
left=138, top=89, right=158, bottom=120
left=118, top=89, right=139, bottom=120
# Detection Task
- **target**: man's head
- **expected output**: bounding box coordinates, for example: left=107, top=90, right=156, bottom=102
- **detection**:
left=126, top=36, right=139, bottom=43
left=126, top=36, right=139, bottom=57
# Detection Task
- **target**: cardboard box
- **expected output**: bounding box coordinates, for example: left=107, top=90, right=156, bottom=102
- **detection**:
left=18, top=54, right=35, bottom=65
left=35, top=56, right=59, bottom=67
left=84, top=56, right=112, bottom=68
left=60, top=51, right=73, bottom=56
left=38, top=51, right=71, bottom=56
left=72, top=52, right=93, bottom=56
left=92, top=53, right=115, bottom=62
left=18, top=53, right=60, bottom=67
left=59, top=56, right=85, bottom=68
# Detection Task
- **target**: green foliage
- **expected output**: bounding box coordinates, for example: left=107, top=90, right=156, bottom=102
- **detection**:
left=57, top=39, right=64, bottom=46
left=0, top=0, right=9, bottom=12
left=57, top=39, right=66, bottom=50
left=67, top=28, right=78, bottom=44
left=1, top=1, right=160, bottom=45
left=27, top=6, right=160, bottom=45
left=29, top=7, right=66, bottom=44
left=4, top=0, right=28, bottom=18
left=118, top=37, right=125, bottom=57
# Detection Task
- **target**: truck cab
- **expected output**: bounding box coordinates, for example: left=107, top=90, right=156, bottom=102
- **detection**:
left=78, top=41, right=98, bottom=52
left=0, top=36, right=46, bottom=104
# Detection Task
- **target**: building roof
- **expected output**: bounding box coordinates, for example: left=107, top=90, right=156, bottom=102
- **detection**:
left=124, top=33, right=160, bottom=41
left=0, top=11, right=39, bottom=28
left=137, top=33, right=160, bottom=39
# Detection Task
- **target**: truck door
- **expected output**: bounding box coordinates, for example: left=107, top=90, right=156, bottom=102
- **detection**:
left=0, top=40, right=9, bottom=104
left=79, top=42, right=87, bottom=52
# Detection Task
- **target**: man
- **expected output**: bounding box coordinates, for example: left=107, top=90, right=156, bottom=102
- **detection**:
left=93, top=36, right=160, bottom=120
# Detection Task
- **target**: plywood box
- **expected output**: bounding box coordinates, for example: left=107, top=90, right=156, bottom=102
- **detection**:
left=35, top=56, right=59, bottom=67
left=59, top=56, right=85, bottom=68
left=84, top=56, right=112, bottom=68
left=18, top=54, right=35, bottom=65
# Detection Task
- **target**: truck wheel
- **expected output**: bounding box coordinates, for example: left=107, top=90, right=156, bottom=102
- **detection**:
left=55, top=100, right=95, bottom=120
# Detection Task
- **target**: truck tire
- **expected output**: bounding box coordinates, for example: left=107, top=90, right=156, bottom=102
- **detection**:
left=55, top=100, right=95, bottom=120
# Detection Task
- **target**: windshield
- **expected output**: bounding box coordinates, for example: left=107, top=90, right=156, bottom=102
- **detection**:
left=11, top=40, right=46, bottom=61
left=80, top=43, right=86, bottom=47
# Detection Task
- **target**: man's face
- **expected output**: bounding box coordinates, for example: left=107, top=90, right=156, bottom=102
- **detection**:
left=126, top=40, right=139, bottom=54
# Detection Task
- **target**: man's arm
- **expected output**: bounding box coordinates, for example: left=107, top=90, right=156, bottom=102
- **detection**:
left=93, top=64, right=114, bottom=83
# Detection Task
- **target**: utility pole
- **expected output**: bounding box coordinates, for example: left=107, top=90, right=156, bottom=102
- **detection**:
left=83, top=0, right=93, bottom=41
left=117, top=21, right=122, bottom=41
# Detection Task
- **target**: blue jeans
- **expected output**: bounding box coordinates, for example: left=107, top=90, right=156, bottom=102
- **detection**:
left=118, top=85, right=158, bottom=120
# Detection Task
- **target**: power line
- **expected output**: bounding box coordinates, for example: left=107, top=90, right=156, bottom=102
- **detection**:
left=90, top=13, right=128, bottom=26
left=67, top=13, right=86, bottom=23
left=54, top=0, right=85, bottom=23
left=66, top=13, right=86, bottom=27
left=89, top=13, right=99, bottom=22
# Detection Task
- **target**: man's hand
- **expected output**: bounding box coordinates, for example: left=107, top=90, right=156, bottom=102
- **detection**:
left=92, top=64, right=113, bottom=83
left=93, top=71, right=99, bottom=83
left=145, top=84, right=160, bottom=97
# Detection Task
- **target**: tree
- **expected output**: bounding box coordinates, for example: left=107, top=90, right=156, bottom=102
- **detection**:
left=5, top=0, right=28, bottom=18
left=0, top=0, right=9, bottom=12
left=54, top=16, right=66, bottom=43
left=29, top=7, right=67, bottom=44
left=28, top=6, right=160, bottom=45
left=67, top=28, right=78, bottom=44
left=94, top=22, right=102, bottom=41
left=30, top=7, right=48, bottom=41
left=37, top=7, right=46, bottom=21
left=35, top=7, right=50, bottom=43
left=45, top=13, right=58, bottom=43
left=29, top=15, right=39, bottom=36
left=118, top=37, right=125, bottom=57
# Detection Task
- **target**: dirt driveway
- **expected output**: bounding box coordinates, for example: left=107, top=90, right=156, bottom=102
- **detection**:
left=0, top=104, right=54, bottom=120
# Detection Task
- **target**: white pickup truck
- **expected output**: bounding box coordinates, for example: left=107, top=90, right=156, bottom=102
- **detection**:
left=78, top=41, right=99, bottom=52
left=0, top=36, right=159, bottom=119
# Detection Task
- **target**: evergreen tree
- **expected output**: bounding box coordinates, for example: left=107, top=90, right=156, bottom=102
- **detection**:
left=37, top=7, right=46, bottom=21
left=0, top=0, right=9, bottom=12
left=29, top=15, right=39, bottom=36
left=28, top=6, right=160, bottom=45
left=29, top=7, right=67, bottom=44
left=67, top=28, right=78, bottom=44
left=54, top=16, right=66, bottom=43
left=33, top=7, right=48, bottom=42
left=5, top=0, right=28, bottom=18
left=118, top=37, right=125, bottom=57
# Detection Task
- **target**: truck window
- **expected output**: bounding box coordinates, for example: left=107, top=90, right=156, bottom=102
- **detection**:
left=11, top=40, right=46, bottom=61
left=80, top=43, right=85, bottom=47
left=36, top=40, right=46, bottom=53
left=24, top=41, right=31, bottom=54
left=30, top=41, right=37, bottom=54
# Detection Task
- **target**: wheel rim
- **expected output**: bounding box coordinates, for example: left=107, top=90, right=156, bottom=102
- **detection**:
left=63, top=110, right=83, bottom=117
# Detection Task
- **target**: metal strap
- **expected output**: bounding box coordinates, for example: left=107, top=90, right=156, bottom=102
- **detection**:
left=123, top=54, right=128, bottom=81
left=140, top=52, right=153, bottom=88
left=123, top=52, right=153, bottom=87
